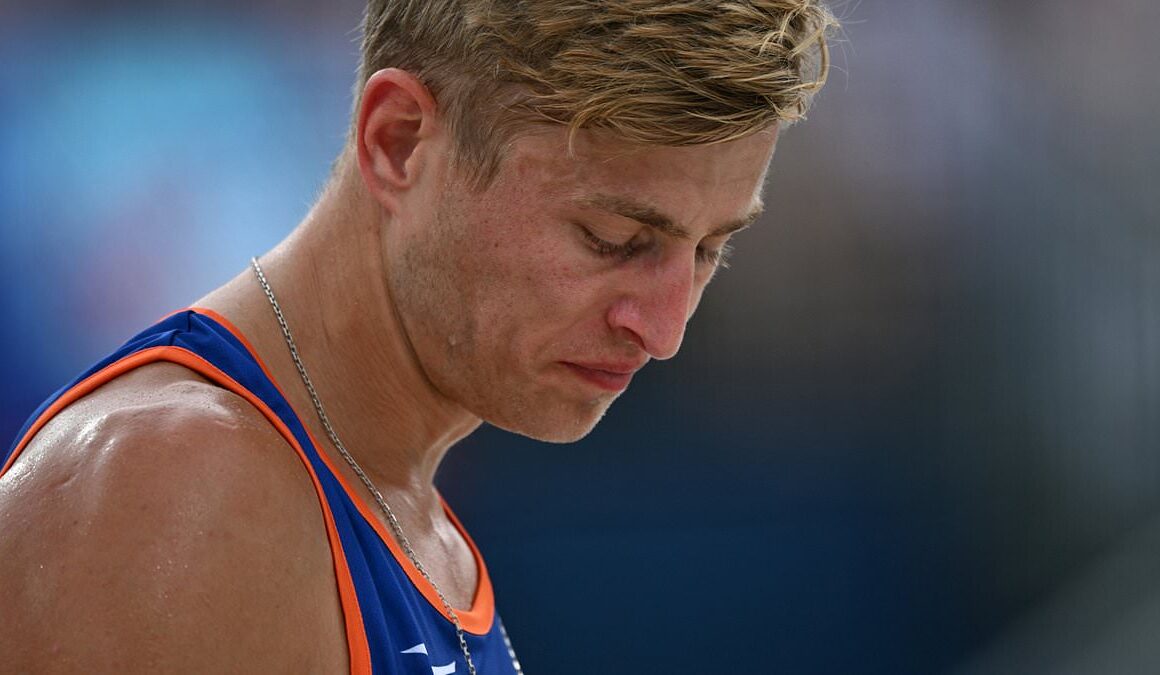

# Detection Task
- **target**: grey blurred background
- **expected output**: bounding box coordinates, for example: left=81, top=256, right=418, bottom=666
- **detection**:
left=2, top=1, right=1157, bottom=673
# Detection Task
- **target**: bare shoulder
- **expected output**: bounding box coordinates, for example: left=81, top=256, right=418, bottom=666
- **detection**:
left=0, top=362, right=346, bottom=673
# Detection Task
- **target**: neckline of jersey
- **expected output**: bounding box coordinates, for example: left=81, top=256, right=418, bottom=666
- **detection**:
left=182, top=306, right=496, bottom=635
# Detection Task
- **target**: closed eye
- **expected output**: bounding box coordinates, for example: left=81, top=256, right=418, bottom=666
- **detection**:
left=578, top=225, right=643, bottom=259
left=578, top=222, right=733, bottom=269
left=698, top=242, right=734, bottom=269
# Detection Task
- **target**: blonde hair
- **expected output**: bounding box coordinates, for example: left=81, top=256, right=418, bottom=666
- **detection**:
left=356, top=0, right=838, bottom=186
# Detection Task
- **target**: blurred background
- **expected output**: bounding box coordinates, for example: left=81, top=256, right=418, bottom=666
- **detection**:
left=2, top=1, right=1158, bottom=672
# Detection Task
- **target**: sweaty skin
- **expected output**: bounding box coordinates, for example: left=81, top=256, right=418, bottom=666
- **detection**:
left=0, top=68, right=777, bottom=671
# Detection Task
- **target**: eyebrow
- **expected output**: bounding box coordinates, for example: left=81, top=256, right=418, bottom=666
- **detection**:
left=575, top=193, right=764, bottom=240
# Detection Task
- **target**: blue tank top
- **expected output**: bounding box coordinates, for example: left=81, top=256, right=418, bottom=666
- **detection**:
left=1, top=308, right=522, bottom=675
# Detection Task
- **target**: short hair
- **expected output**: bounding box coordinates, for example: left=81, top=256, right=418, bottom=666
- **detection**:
left=355, top=0, right=839, bottom=187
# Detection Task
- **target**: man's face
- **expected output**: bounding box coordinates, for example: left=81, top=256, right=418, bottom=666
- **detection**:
left=386, top=126, right=778, bottom=442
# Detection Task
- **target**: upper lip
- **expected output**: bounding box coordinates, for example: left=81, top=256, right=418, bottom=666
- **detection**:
left=566, top=360, right=648, bottom=375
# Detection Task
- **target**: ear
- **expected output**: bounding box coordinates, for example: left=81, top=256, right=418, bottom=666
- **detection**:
left=355, top=68, right=441, bottom=207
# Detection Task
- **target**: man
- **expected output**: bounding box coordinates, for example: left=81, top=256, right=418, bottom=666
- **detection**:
left=0, top=1, right=837, bottom=672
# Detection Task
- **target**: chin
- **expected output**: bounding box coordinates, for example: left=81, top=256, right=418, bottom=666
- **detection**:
left=485, top=397, right=612, bottom=444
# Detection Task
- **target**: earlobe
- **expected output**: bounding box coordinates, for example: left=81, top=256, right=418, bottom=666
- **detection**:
left=355, top=68, right=439, bottom=205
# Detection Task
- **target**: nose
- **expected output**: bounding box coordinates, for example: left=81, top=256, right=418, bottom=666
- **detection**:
left=606, top=254, right=699, bottom=361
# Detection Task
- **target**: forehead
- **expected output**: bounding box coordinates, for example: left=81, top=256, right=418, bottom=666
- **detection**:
left=493, top=126, right=778, bottom=222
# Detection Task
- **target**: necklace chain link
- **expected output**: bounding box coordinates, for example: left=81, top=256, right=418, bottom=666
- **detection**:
left=251, top=256, right=521, bottom=675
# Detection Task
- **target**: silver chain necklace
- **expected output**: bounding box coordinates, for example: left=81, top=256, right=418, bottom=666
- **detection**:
left=250, top=256, right=522, bottom=675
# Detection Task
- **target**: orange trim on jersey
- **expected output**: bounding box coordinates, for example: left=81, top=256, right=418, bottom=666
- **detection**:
left=0, top=345, right=373, bottom=675
left=183, top=306, right=498, bottom=635
left=440, top=495, right=496, bottom=632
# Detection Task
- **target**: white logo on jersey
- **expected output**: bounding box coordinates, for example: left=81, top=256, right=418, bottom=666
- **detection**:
left=402, top=643, right=457, bottom=674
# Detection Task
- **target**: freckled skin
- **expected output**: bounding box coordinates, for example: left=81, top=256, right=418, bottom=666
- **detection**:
left=388, top=127, right=778, bottom=442
left=0, top=69, right=779, bottom=670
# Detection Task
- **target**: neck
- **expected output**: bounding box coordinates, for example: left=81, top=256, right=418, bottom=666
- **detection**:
left=197, top=160, right=481, bottom=504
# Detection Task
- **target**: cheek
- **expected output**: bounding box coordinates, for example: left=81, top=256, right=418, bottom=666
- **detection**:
left=448, top=186, right=614, bottom=356
left=477, top=251, right=590, bottom=337
left=467, top=205, right=584, bottom=311
left=471, top=240, right=609, bottom=360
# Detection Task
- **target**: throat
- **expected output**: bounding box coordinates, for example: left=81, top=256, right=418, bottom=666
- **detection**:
left=386, top=501, right=481, bottom=612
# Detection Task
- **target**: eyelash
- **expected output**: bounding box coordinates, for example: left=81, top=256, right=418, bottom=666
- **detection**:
left=580, top=227, right=732, bottom=268
left=580, top=227, right=641, bottom=259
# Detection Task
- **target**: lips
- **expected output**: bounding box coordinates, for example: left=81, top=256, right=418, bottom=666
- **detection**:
left=561, top=361, right=645, bottom=392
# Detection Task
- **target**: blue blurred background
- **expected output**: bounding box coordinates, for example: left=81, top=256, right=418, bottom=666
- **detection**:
left=2, top=1, right=1158, bottom=673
